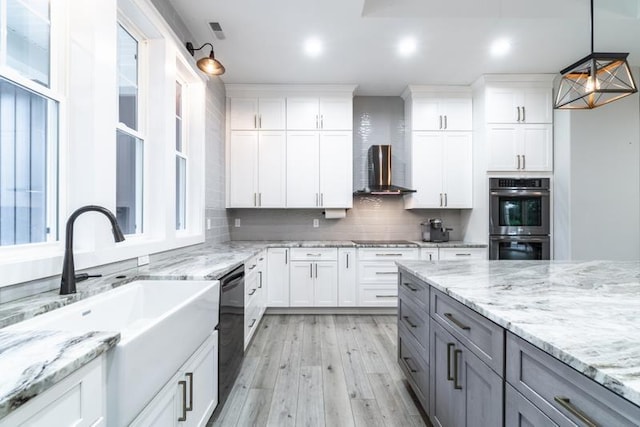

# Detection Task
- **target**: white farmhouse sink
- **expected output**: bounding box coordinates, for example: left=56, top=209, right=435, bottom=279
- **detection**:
left=8, top=280, right=220, bottom=426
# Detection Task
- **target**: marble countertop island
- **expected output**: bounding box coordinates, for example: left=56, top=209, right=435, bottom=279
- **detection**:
left=396, top=259, right=640, bottom=408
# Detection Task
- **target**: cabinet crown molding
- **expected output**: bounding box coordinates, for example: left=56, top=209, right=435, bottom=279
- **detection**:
left=401, top=85, right=472, bottom=100
left=225, top=84, right=358, bottom=98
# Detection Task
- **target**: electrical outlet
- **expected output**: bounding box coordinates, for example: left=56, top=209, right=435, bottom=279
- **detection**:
left=206, top=218, right=212, bottom=230
left=235, top=218, right=241, bottom=227
left=138, top=255, right=150, bottom=266
left=313, top=219, right=319, bottom=228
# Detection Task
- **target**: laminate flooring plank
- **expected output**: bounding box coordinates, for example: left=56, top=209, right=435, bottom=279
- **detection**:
left=319, top=315, right=355, bottom=427
left=301, top=315, right=321, bottom=367
left=334, top=316, right=375, bottom=399
left=245, top=314, right=278, bottom=359
left=251, top=315, right=288, bottom=389
left=362, top=322, right=405, bottom=381
left=368, top=373, right=418, bottom=427
left=266, top=315, right=305, bottom=427
left=235, top=388, right=274, bottom=427
left=349, top=316, right=389, bottom=374
left=210, top=355, right=261, bottom=427
left=295, top=366, right=326, bottom=427
left=350, top=399, right=386, bottom=427
left=373, top=316, right=399, bottom=345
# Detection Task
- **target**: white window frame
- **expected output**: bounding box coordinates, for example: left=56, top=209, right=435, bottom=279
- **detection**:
left=175, top=77, right=188, bottom=231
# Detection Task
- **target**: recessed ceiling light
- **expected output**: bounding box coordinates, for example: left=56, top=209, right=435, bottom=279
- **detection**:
left=304, top=37, right=323, bottom=57
left=398, top=37, right=417, bottom=57
left=490, top=38, right=511, bottom=57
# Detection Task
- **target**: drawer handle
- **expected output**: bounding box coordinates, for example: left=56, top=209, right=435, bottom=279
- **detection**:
left=306, top=253, right=322, bottom=256
left=248, top=289, right=256, bottom=296
left=554, top=396, right=598, bottom=427
left=375, top=295, right=397, bottom=298
left=453, top=349, right=463, bottom=389
left=376, top=253, right=403, bottom=257
left=402, top=356, right=418, bottom=373
left=178, top=380, right=187, bottom=421
left=185, top=372, right=193, bottom=411
left=446, top=343, right=455, bottom=381
left=454, top=253, right=472, bottom=256
left=402, top=315, right=418, bottom=328
left=249, top=318, right=257, bottom=328
left=248, top=264, right=257, bottom=270
left=402, top=282, right=419, bottom=292
left=376, top=271, right=398, bottom=275
left=444, top=312, right=471, bottom=331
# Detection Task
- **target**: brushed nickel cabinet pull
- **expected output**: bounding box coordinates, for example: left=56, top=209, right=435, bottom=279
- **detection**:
left=455, top=253, right=471, bottom=257
left=446, top=342, right=455, bottom=380
left=248, top=264, right=257, bottom=270
left=444, top=312, right=471, bottom=330
left=517, top=106, right=521, bottom=122
left=248, top=288, right=256, bottom=296
left=453, top=349, right=463, bottom=389
left=249, top=318, right=257, bottom=328
left=259, top=114, right=262, bottom=129
left=315, top=263, right=318, bottom=278
left=321, top=114, right=324, bottom=129
left=553, top=396, right=598, bottom=427
left=258, top=271, right=262, bottom=288
left=375, top=294, right=397, bottom=298
left=522, top=154, right=526, bottom=170
left=403, top=315, right=417, bottom=328
left=316, top=114, right=319, bottom=129
left=522, top=106, right=526, bottom=122
left=285, top=249, right=288, bottom=264
left=254, top=193, right=257, bottom=206
left=316, top=193, right=319, bottom=206
left=517, top=155, right=521, bottom=170
left=376, top=271, right=398, bottom=275
left=310, top=263, right=313, bottom=278
left=185, top=372, right=193, bottom=411
left=307, top=253, right=322, bottom=257
left=254, top=114, right=257, bottom=129
left=375, top=253, right=403, bottom=257
left=403, top=282, right=418, bottom=292
left=178, top=380, right=187, bottom=421
left=259, top=192, right=262, bottom=206
left=440, top=193, right=443, bottom=207
left=439, top=115, right=443, bottom=129
left=429, top=253, right=433, bottom=261
left=346, top=253, right=349, bottom=268
left=320, top=193, right=324, bottom=206
left=444, top=115, right=447, bottom=129
left=403, top=356, right=418, bottom=373
left=444, top=193, right=448, bottom=207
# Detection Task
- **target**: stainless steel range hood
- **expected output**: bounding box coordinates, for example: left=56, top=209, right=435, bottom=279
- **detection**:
left=354, top=145, right=416, bottom=195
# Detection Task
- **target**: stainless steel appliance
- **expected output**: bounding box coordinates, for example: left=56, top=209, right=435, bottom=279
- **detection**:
left=489, top=178, right=550, bottom=260
left=354, top=145, right=416, bottom=195
left=421, top=218, right=452, bottom=242
left=211, top=265, right=245, bottom=420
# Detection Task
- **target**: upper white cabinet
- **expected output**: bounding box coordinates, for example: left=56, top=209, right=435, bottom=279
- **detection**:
left=487, top=124, right=552, bottom=171
left=229, top=97, right=286, bottom=130
left=412, top=96, right=472, bottom=131
left=486, top=86, right=552, bottom=124
left=286, top=97, right=353, bottom=130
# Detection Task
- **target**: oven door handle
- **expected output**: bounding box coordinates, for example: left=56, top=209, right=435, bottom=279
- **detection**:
left=490, top=190, right=549, bottom=196
left=490, top=236, right=549, bottom=243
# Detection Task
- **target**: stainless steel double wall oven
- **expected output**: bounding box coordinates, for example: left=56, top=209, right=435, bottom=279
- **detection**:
left=489, top=178, right=551, bottom=260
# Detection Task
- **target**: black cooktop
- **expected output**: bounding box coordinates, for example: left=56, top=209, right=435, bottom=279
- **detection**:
left=352, top=240, right=417, bottom=246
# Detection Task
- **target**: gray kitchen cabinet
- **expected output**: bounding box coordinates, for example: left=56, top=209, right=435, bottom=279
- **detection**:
left=505, top=383, right=557, bottom=427
left=430, top=319, right=503, bottom=427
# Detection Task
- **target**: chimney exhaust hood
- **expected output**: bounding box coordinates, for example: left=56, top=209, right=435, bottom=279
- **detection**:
left=354, top=145, right=416, bottom=195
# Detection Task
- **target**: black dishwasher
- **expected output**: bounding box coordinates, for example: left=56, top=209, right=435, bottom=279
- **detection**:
left=212, top=264, right=244, bottom=420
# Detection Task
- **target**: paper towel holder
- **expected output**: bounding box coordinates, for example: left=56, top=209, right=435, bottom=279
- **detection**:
left=323, top=209, right=347, bottom=219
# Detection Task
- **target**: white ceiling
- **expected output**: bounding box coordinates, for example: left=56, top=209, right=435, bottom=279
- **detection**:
left=170, top=0, right=640, bottom=95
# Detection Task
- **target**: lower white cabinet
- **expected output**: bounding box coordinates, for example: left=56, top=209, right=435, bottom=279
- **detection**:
left=245, top=251, right=267, bottom=347
left=338, top=248, right=357, bottom=306
left=131, top=332, right=218, bottom=427
left=0, top=355, right=106, bottom=427
left=290, top=261, right=338, bottom=306
left=266, top=248, right=289, bottom=307
left=420, top=248, right=438, bottom=261
left=357, top=248, right=419, bottom=307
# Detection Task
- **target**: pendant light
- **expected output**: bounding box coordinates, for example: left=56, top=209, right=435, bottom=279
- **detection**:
left=186, top=42, right=226, bottom=76
left=554, top=0, right=637, bottom=109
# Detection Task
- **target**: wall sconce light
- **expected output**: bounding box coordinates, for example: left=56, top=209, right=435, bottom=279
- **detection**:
left=186, top=42, right=225, bottom=76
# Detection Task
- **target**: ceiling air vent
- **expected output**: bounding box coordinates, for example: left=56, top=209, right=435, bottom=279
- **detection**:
left=209, top=22, right=225, bottom=40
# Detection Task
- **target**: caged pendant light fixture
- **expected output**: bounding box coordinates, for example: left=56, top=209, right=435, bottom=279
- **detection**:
left=554, top=0, right=637, bottom=109
left=186, top=42, right=226, bottom=76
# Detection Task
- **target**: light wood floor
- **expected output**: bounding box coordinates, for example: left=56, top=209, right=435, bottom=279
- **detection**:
left=209, top=314, right=430, bottom=427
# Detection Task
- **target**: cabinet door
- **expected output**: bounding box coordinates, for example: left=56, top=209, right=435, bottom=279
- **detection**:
left=486, top=87, right=520, bottom=123
left=487, top=125, right=519, bottom=171
left=130, top=375, right=179, bottom=427
left=338, top=248, right=357, bottom=306
left=286, top=131, right=320, bottom=207
left=287, top=97, right=319, bottom=130
left=257, top=131, right=286, bottom=207
left=522, top=88, right=552, bottom=123
left=290, top=262, right=314, bottom=306
left=505, top=384, right=557, bottom=427
left=410, top=132, right=443, bottom=208
left=441, top=98, right=472, bottom=131
left=319, top=97, right=352, bottom=130
left=314, top=262, right=338, bottom=306
left=267, top=248, right=289, bottom=307
left=430, top=319, right=456, bottom=427
left=182, top=332, right=218, bottom=427
left=319, top=131, right=353, bottom=208
left=228, top=131, right=258, bottom=207
left=257, top=98, right=286, bottom=130
left=521, top=124, right=552, bottom=171
left=442, top=132, right=472, bottom=208
left=412, top=98, right=441, bottom=130
left=229, top=98, right=258, bottom=130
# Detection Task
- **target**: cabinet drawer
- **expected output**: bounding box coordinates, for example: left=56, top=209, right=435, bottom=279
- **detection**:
left=357, top=247, right=419, bottom=260
left=290, top=247, right=338, bottom=261
left=358, top=261, right=399, bottom=283
left=438, top=247, right=486, bottom=260
left=358, top=286, right=398, bottom=307
left=398, top=270, right=429, bottom=311
left=431, top=288, right=504, bottom=375
left=505, top=383, right=557, bottom=427
left=399, top=296, right=429, bottom=355
left=507, top=332, right=640, bottom=426
left=398, top=327, right=429, bottom=410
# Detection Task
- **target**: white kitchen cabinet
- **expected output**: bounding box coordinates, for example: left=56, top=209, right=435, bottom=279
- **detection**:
left=286, top=97, right=352, bottom=130
left=229, top=97, right=285, bottom=130
left=405, top=131, right=472, bottom=209
left=266, top=248, right=290, bottom=307
left=228, top=130, right=286, bottom=207
left=130, top=332, right=218, bottom=427
left=412, top=97, right=472, bottom=131
left=487, top=124, right=552, bottom=171
left=338, top=248, right=357, bottom=306
left=289, top=249, right=338, bottom=307
left=0, top=356, right=105, bottom=427
left=245, top=251, right=267, bottom=347
left=486, top=86, right=552, bottom=124
left=357, top=248, right=419, bottom=307
left=286, top=130, right=352, bottom=208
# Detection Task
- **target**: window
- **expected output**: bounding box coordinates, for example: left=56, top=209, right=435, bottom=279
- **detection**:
left=175, top=80, right=186, bottom=230
left=0, top=0, right=58, bottom=248
left=116, top=23, right=144, bottom=235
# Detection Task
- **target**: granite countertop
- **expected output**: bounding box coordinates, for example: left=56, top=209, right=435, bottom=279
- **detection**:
left=396, top=259, right=640, bottom=408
